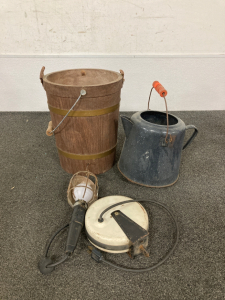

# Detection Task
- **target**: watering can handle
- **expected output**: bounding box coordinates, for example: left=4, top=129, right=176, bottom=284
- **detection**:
left=152, top=81, right=167, bottom=97
left=148, top=81, right=171, bottom=144
left=183, top=125, right=198, bottom=150
left=148, top=81, right=168, bottom=110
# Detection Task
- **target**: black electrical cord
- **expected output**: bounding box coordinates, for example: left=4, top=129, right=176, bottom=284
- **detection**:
left=45, top=223, right=69, bottom=268
left=43, top=200, right=178, bottom=272
left=47, top=254, right=69, bottom=268
left=96, top=199, right=179, bottom=273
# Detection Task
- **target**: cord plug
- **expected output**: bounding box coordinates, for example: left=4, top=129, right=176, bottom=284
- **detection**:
left=91, top=248, right=104, bottom=263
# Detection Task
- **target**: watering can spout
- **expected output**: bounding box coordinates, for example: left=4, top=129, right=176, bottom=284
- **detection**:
left=121, top=116, right=133, bottom=139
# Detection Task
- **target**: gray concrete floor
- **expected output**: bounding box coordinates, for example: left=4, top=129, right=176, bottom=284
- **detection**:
left=1, top=111, right=225, bottom=300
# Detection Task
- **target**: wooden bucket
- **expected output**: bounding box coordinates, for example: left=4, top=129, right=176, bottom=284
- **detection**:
left=40, top=67, right=124, bottom=174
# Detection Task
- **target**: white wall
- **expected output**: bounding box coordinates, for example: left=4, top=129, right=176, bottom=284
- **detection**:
left=1, top=55, right=225, bottom=111
left=1, top=0, right=225, bottom=54
left=1, top=0, right=225, bottom=111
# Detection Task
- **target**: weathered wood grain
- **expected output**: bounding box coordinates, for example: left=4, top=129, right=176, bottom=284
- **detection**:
left=43, top=68, right=124, bottom=174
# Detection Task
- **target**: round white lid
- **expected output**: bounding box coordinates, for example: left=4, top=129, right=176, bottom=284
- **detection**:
left=85, top=196, right=148, bottom=250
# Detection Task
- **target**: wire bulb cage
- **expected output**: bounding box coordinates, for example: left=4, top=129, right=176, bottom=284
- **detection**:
left=67, top=171, right=98, bottom=208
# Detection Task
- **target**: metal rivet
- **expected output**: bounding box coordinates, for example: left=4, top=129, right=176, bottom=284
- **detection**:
left=115, top=212, right=119, bottom=216
left=80, top=89, right=86, bottom=96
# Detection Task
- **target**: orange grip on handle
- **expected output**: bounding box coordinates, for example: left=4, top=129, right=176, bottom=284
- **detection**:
left=153, top=81, right=167, bottom=97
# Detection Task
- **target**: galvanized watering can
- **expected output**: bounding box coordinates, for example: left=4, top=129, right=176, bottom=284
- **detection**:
left=118, top=81, right=198, bottom=187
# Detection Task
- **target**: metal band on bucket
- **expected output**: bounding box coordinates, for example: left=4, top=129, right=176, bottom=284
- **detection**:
left=57, top=145, right=117, bottom=160
left=48, top=103, right=119, bottom=117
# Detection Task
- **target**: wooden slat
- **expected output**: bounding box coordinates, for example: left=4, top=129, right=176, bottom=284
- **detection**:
left=44, top=69, right=123, bottom=174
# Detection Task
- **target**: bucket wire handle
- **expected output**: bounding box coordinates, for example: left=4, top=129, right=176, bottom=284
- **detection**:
left=46, top=89, right=86, bottom=136
left=148, top=81, right=171, bottom=144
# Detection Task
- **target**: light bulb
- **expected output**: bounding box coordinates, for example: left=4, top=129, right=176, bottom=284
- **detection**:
left=73, top=183, right=93, bottom=203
